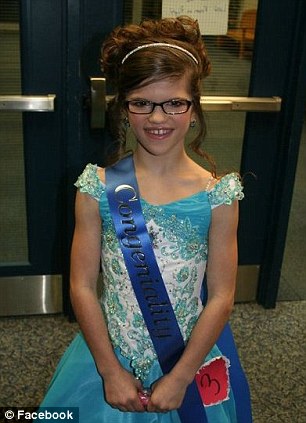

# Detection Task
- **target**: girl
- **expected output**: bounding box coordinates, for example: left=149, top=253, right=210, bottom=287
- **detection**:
left=40, top=16, right=252, bottom=422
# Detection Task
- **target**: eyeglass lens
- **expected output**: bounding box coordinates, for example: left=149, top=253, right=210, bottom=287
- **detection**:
left=127, top=99, right=191, bottom=114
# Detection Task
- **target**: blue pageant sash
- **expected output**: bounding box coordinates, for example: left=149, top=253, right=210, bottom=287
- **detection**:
left=105, top=155, right=207, bottom=422
left=105, top=154, right=252, bottom=422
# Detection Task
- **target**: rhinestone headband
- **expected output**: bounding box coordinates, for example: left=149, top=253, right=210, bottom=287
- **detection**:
left=121, top=43, right=199, bottom=65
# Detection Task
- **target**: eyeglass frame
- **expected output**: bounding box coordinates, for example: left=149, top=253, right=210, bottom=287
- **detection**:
left=125, top=99, right=193, bottom=115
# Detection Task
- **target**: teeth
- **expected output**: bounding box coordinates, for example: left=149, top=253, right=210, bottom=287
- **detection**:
left=148, top=129, right=169, bottom=135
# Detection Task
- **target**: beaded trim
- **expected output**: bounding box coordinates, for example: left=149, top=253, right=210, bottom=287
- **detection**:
left=121, top=43, right=199, bottom=65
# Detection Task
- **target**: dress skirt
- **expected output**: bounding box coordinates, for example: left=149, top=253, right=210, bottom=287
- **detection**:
left=40, top=333, right=237, bottom=423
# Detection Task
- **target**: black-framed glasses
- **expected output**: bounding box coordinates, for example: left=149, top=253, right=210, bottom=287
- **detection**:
left=125, top=99, right=193, bottom=115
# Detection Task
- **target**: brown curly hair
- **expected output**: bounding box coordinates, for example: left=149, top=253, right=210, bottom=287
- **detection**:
left=101, top=16, right=215, bottom=172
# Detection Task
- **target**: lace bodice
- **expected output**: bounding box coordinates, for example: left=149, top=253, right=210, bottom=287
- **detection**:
left=75, top=163, right=244, bottom=380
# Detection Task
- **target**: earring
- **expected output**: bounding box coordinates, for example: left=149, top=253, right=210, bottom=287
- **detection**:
left=123, top=117, right=130, bottom=128
left=190, top=120, right=196, bottom=128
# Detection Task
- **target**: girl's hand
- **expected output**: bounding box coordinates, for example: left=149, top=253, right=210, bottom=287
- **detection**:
left=146, top=373, right=188, bottom=413
left=103, top=367, right=145, bottom=412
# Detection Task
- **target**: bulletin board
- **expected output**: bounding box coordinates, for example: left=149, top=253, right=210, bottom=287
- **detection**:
left=162, top=0, right=229, bottom=35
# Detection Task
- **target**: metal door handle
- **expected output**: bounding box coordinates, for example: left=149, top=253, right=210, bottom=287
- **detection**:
left=0, top=95, right=56, bottom=112
left=89, top=77, right=282, bottom=128
left=200, top=96, right=282, bottom=111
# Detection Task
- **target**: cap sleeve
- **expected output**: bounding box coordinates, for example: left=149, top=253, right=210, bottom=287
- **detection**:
left=74, top=163, right=105, bottom=201
left=208, top=173, right=244, bottom=209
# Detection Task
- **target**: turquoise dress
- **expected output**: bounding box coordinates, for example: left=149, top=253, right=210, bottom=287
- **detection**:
left=40, top=162, right=245, bottom=423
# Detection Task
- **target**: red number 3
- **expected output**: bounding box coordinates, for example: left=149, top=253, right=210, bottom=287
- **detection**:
left=195, top=356, right=230, bottom=406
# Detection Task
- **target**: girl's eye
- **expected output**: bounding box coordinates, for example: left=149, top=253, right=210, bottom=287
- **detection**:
left=131, top=100, right=151, bottom=108
left=167, top=100, right=185, bottom=107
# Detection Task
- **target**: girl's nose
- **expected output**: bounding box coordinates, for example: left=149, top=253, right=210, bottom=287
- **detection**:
left=148, top=105, right=168, bottom=122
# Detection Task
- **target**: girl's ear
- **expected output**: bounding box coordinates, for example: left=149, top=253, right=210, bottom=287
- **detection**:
left=190, top=111, right=197, bottom=127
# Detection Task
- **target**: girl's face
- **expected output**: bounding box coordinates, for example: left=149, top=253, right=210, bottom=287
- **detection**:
left=126, top=75, right=196, bottom=158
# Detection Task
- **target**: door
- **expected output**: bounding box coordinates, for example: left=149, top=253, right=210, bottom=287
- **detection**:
left=238, top=0, right=306, bottom=308
left=0, top=0, right=65, bottom=315
left=0, top=0, right=123, bottom=316
left=1, top=0, right=305, bottom=317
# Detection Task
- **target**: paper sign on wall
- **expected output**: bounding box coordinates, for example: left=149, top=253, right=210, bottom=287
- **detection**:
left=162, top=0, right=229, bottom=35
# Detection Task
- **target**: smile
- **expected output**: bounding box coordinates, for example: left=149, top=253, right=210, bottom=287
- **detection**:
left=145, top=128, right=172, bottom=136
